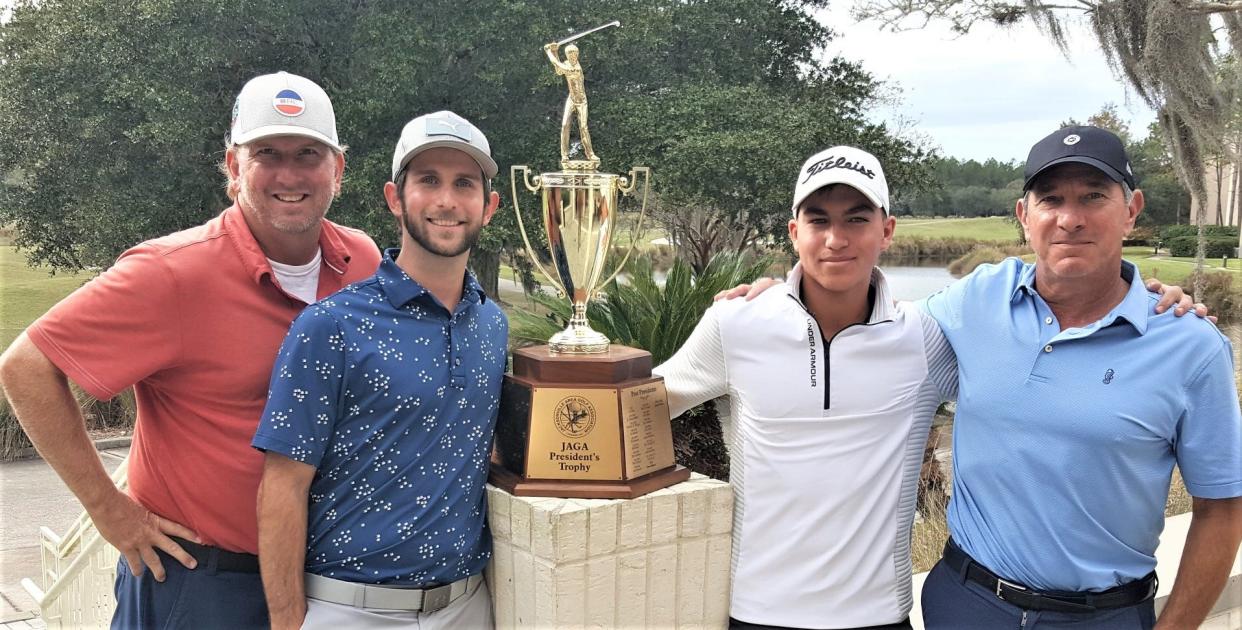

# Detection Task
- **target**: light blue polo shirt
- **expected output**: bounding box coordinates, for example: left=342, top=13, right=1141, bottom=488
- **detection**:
left=922, top=257, right=1241, bottom=592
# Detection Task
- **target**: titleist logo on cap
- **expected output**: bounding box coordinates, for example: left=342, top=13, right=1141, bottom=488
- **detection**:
left=802, top=155, right=876, bottom=183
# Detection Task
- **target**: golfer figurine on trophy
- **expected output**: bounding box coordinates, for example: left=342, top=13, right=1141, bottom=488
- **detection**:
left=490, top=22, right=690, bottom=499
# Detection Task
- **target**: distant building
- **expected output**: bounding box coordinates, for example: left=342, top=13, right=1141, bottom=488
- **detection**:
left=1192, top=159, right=1241, bottom=227
left=1190, top=159, right=1242, bottom=255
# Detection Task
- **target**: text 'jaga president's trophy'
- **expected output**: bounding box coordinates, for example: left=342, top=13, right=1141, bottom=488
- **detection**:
left=489, top=22, right=690, bottom=499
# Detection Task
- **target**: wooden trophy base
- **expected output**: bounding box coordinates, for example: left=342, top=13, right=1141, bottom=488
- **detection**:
left=490, top=345, right=690, bottom=499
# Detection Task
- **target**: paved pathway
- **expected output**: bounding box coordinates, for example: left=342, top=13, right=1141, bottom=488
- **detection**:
left=0, top=447, right=128, bottom=625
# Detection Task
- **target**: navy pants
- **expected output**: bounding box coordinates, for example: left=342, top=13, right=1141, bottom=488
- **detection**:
left=111, top=552, right=269, bottom=629
left=920, top=558, right=1155, bottom=629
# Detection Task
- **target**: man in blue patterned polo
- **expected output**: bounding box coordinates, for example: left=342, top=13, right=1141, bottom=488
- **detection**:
left=252, top=111, right=506, bottom=629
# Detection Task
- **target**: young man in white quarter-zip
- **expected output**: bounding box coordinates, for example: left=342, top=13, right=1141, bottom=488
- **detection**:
left=654, top=146, right=958, bottom=629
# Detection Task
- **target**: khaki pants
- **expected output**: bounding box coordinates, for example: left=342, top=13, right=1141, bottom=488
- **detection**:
left=301, top=577, right=492, bottom=629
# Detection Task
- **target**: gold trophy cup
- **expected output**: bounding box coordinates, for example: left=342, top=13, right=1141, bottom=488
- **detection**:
left=489, top=23, right=690, bottom=498
left=510, top=166, right=649, bottom=353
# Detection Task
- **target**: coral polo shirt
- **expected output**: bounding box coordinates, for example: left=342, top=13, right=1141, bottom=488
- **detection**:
left=27, top=205, right=381, bottom=554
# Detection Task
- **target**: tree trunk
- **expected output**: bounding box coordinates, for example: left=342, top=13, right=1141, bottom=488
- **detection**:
left=1195, top=205, right=1207, bottom=298
left=1231, top=135, right=1242, bottom=229
left=1215, top=160, right=1225, bottom=225
left=1232, top=157, right=1242, bottom=228
left=471, top=248, right=501, bottom=300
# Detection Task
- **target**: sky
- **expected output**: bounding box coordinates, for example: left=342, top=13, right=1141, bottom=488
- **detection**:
left=817, top=6, right=1158, bottom=163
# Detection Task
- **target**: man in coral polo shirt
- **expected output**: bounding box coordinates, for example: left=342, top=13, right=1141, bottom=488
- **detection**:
left=0, top=72, right=381, bottom=628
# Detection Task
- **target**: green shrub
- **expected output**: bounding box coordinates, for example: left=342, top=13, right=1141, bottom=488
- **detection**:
left=0, top=386, right=135, bottom=461
left=1160, top=224, right=1239, bottom=240
left=947, top=244, right=1033, bottom=276
left=883, top=237, right=990, bottom=263
left=1166, top=236, right=1195, bottom=257
left=1167, top=235, right=1238, bottom=258
left=1187, top=271, right=1239, bottom=325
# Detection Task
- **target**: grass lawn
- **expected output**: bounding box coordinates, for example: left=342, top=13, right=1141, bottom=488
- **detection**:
left=0, top=245, right=94, bottom=349
left=895, top=216, right=1018, bottom=243
left=1122, top=246, right=1242, bottom=285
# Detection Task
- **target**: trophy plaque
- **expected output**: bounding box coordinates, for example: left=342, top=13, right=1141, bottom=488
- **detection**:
left=489, top=22, right=690, bottom=499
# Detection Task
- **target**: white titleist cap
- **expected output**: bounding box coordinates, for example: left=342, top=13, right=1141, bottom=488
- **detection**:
left=229, top=72, right=341, bottom=151
left=791, top=146, right=889, bottom=215
left=391, top=111, right=498, bottom=181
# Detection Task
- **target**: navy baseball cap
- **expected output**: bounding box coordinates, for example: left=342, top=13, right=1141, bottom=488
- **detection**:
left=1022, top=126, right=1135, bottom=192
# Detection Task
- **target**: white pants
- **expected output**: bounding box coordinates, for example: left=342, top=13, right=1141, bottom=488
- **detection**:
left=301, top=577, right=492, bottom=629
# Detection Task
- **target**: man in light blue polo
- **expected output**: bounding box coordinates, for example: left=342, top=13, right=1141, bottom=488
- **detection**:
left=919, top=126, right=1242, bottom=629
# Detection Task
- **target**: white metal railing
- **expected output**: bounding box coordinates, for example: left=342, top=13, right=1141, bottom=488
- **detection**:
left=20, top=457, right=127, bottom=629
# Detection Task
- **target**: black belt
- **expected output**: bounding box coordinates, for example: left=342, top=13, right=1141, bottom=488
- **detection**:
left=169, top=536, right=260, bottom=573
left=942, top=539, right=1156, bottom=614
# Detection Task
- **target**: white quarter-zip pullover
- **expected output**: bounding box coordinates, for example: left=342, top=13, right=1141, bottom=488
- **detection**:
left=654, top=264, right=957, bottom=628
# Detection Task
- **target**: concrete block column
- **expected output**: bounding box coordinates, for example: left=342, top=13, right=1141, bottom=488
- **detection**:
left=486, top=473, right=733, bottom=629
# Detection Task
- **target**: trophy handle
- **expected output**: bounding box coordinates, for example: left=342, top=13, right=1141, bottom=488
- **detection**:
left=595, top=166, right=651, bottom=292
left=510, top=165, right=567, bottom=296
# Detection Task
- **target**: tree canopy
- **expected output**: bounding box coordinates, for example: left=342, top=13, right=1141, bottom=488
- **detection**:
left=0, top=0, right=931, bottom=293
left=897, top=157, right=1022, bottom=217
left=897, top=103, right=1190, bottom=222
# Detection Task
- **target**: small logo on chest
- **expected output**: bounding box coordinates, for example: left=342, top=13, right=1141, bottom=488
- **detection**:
left=1102, top=369, right=1116, bottom=384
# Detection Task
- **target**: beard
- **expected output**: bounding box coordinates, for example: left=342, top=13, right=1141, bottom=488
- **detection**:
left=401, top=202, right=482, bottom=258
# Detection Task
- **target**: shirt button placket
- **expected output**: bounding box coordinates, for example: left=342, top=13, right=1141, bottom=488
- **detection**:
left=447, top=320, right=466, bottom=388
left=445, top=323, right=454, bottom=369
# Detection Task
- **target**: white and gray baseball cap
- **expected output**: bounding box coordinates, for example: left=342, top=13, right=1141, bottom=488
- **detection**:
left=391, top=111, right=498, bottom=181
left=791, top=145, right=889, bottom=215
left=229, top=71, right=341, bottom=151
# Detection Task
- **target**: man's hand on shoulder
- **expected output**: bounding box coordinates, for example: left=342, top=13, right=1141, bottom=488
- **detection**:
left=1147, top=278, right=1214, bottom=323
left=92, top=490, right=199, bottom=581
left=713, top=277, right=783, bottom=302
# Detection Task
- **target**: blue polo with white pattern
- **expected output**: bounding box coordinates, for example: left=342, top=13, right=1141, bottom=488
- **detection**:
left=253, top=249, right=508, bottom=585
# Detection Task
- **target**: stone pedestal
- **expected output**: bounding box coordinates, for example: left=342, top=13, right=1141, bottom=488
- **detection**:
left=486, top=473, right=733, bottom=629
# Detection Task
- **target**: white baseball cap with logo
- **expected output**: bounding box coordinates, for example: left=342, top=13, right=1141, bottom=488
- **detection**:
left=391, top=111, right=498, bottom=181
left=229, top=71, right=341, bottom=151
left=791, top=145, right=889, bottom=215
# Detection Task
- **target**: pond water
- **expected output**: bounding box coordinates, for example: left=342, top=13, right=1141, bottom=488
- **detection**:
left=879, top=265, right=956, bottom=302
